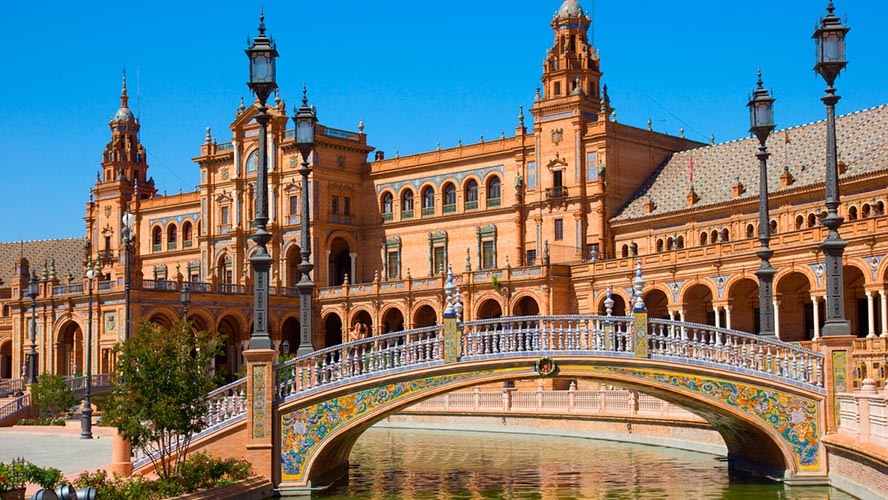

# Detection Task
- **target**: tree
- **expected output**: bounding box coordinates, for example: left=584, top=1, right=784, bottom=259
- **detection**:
left=103, top=320, right=221, bottom=480
left=31, top=372, right=75, bottom=419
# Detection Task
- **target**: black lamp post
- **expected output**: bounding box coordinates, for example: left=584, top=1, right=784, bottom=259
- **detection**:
left=26, top=274, right=39, bottom=384
left=813, top=1, right=851, bottom=337
left=293, top=87, right=317, bottom=356
left=121, top=211, right=136, bottom=341
left=181, top=283, right=191, bottom=322
left=246, top=12, right=278, bottom=351
left=82, top=256, right=95, bottom=439
left=748, top=70, right=777, bottom=338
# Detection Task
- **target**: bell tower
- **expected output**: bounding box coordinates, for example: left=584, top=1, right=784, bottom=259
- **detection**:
left=540, top=0, right=601, bottom=104
left=98, top=72, right=154, bottom=197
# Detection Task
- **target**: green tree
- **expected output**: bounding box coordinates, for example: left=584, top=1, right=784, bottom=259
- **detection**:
left=103, top=320, right=221, bottom=480
left=31, top=372, right=75, bottom=419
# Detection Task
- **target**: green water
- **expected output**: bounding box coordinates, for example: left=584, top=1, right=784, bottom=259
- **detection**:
left=316, top=427, right=857, bottom=499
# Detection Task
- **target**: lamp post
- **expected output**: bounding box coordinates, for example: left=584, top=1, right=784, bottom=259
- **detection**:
left=82, top=256, right=95, bottom=439
left=245, top=12, right=278, bottom=351
left=26, top=274, right=39, bottom=384
left=748, top=70, right=777, bottom=338
left=181, top=283, right=191, bottom=322
left=293, top=87, right=317, bottom=356
left=813, top=1, right=851, bottom=337
left=121, top=211, right=136, bottom=341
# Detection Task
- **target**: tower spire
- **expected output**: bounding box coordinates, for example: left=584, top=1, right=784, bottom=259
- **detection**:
left=121, top=69, right=129, bottom=108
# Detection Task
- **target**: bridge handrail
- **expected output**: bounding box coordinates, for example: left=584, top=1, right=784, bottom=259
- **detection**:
left=274, top=325, right=445, bottom=400
left=64, top=374, right=115, bottom=393
left=461, top=315, right=633, bottom=357
left=462, top=314, right=631, bottom=327
left=0, top=378, right=24, bottom=397
left=0, top=393, right=30, bottom=421
left=648, top=318, right=825, bottom=388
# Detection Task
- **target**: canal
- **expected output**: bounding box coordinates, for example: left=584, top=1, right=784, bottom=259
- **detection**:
left=316, top=427, right=856, bottom=499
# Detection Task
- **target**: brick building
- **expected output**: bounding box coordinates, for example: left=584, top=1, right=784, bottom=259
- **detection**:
left=1, top=0, right=886, bottom=382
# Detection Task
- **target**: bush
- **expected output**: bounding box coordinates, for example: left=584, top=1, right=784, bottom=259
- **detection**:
left=16, top=417, right=66, bottom=426
left=31, top=372, right=75, bottom=419
left=0, top=459, right=63, bottom=492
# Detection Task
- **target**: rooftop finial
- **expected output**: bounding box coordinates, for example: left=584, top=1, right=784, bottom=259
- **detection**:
left=518, top=105, right=525, bottom=128
left=827, top=0, right=835, bottom=15
left=756, top=66, right=764, bottom=88
left=205, top=127, right=212, bottom=145
left=358, top=119, right=364, bottom=133
left=121, top=68, right=129, bottom=107
left=258, top=7, right=266, bottom=35
left=302, top=83, right=308, bottom=106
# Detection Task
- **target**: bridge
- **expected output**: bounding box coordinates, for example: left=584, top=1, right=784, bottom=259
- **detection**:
left=0, top=374, right=114, bottom=426
left=131, top=285, right=838, bottom=493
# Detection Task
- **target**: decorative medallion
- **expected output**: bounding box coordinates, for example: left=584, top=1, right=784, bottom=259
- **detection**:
left=337, top=155, right=346, bottom=169
left=551, top=127, right=563, bottom=145
left=104, top=311, right=117, bottom=333
left=104, top=206, right=111, bottom=218
left=535, top=356, right=558, bottom=376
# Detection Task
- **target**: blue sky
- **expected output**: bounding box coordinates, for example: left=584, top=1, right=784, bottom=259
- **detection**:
left=2, top=1, right=887, bottom=241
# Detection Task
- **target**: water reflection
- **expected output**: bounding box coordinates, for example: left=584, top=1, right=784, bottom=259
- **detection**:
left=316, top=427, right=855, bottom=500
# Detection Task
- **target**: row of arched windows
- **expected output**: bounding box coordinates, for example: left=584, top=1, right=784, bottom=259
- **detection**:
left=381, top=176, right=501, bottom=219
left=151, top=220, right=198, bottom=252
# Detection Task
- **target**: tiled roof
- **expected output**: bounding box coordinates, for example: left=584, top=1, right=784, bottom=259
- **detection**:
left=612, top=104, right=888, bottom=222
left=0, top=238, right=88, bottom=287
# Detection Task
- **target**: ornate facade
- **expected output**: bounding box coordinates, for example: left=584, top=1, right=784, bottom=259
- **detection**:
left=1, top=0, right=886, bottom=383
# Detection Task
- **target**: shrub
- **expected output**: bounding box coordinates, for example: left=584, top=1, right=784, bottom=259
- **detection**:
left=31, top=372, right=75, bottom=419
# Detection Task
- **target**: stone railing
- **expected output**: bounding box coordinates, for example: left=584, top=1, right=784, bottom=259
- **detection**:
left=407, top=386, right=700, bottom=420
left=0, top=393, right=30, bottom=423
left=851, top=337, right=888, bottom=390
left=0, top=378, right=24, bottom=397
left=64, top=374, right=115, bottom=394
left=837, top=379, right=888, bottom=449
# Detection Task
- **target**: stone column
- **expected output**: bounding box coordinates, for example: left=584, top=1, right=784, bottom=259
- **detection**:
left=109, top=431, right=133, bottom=476
left=880, top=290, right=888, bottom=338
left=725, top=304, right=732, bottom=330
left=866, top=290, right=876, bottom=338
left=812, top=295, right=822, bottom=339
left=773, top=298, right=780, bottom=339
left=244, top=348, right=276, bottom=481
left=349, top=252, right=357, bottom=284
left=713, top=305, right=721, bottom=328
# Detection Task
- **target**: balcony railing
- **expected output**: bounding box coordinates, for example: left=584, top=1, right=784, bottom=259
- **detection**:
left=220, top=283, right=246, bottom=294
left=183, top=240, right=193, bottom=249
left=52, top=283, right=84, bottom=296
left=143, top=279, right=179, bottom=291
left=421, top=207, right=435, bottom=216
left=152, top=244, right=162, bottom=252
left=465, top=201, right=478, bottom=210
left=189, top=282, right=213, bottom=293
left=487, top=198, right=501, bottom=207
left=167, top=242, right=177, bottom=251
left=401, top=210, right=413, bottom=219
left=443, top=204, right=456, bottom=214
left=545, top=186, right=568, bottom=199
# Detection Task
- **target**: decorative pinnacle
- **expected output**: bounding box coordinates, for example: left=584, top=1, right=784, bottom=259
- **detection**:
left=302, top=83, right=308, bottom=106
left=258, top=8, right=266, bottom=35
left=604, top=285, right=614, bottom=316
left=756, top=66, right=763, bottom=88
left=633, top=258, right=647, bottom=312
left=358, top=119, right=364, bottom=133
left=827, top=1, right=835, bottom=15
left=518, top=105, right=525, bottom=128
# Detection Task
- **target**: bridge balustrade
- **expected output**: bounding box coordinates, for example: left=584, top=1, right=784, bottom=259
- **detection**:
left=0, top=393, right=30, bottom=423
left=648, top=319, right=824, bottom=388
left=461, top=316, right=633, bottom=357
left=0, top=378, right=24, bottom=397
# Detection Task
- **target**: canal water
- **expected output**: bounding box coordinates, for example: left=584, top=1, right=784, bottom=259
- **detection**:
left=316, top=427, right=857, bottom=499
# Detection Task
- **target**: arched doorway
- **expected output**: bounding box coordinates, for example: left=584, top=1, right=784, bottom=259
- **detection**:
left=728, top=278, right=759, bottom=334
left=328, top=237, right=351, bottom=286
left=683, top=284, right=713, bottom=325
left=776, top=272, right=813, bottom=341
left=217, top=315, right=246, bottom=383
left=146, top=313, right=173, bottom=329
left=0, top=338, right=12, bottom=379
left=477, top=298, right=503, bottom=319
left=643, top=289, right=669, bottom=320
left=381, top=308, right=405, bottom=333
left=56, top=321, right=82, bottom=376
left=281, top=317, right=300, bottom=355
left=845, top=266, right=867, bottom=337
left=412, top=305, right=437, bottom=328
left=324, top=314, right=343, bottom=347
left=512, top=296, right=540, bottom=317
left=217, top=254, right=233, bottom=284
left=286, top=245, right=302, bottom=287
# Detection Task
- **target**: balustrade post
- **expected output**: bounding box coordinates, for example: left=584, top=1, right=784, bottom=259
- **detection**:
left=536, top=380, right=544, bottom=410
left=473, top=386, right=481, bottom=410
left=243, top=347, right=276, bottom=481
left=568, top=381, right=577, bottom=412
left=109, top=431, right=133, bottom=477
left=502, top=384, right=513, bottom=411
left=820, top=335, right=856, bottom=433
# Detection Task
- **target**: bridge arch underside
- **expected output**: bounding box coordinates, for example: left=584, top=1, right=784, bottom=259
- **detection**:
left=275, top=357, right=825, bottom=489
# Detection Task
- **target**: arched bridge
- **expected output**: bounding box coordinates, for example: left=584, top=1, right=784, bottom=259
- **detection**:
left=179, top=311, right=826, bottom=492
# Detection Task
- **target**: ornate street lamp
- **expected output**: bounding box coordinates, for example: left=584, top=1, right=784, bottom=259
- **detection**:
left=813, top=1, right=851, bottom=337
left=82, top=255, right=96, bottom=439
left=293, top=86, right=317, bottom=356
left=748, top=70, right=777, bottom=338
left=180, top=283, right=191, bottom=322
left=121, top=211, right=136, bottom=341
left=246, top=12, right=278, bottom=350
left=26, top=274, right=39, bottom=384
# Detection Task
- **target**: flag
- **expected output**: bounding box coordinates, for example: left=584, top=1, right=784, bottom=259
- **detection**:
left=785, top=130, right=791, bottom=145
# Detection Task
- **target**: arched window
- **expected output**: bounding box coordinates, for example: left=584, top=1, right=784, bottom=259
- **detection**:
left=400, top=189, right=414, bottom=218
left=167, top=224, right=178, bottom=250
left=862, top=204, right=871, bottom=218
left=666, top=237, right=674, bottom=250
left=421, top=186, right=435, bottom=215
left=381, top=192, right=394, bottom=216
left=876, top=201, right=885, bottom=215
left=487, top=176, right=501, bottom=206
left=848, top=206, right=858, bottom=221
left=182, top=221, right=193, bottom=248
left=152, top=226, right=162, bottom=252
left=769, top=220, right=778, bottom=234
left=621, top=244, right=629, bottom=258
left=465, top=180, right=478, bottom=210
left=676, top=236, right=684, bottom=249
left=720, top=228, right=730, bottom=242
left=710, top=230, right=719, bottom=244
left=700, top=232, right=708, bottom=245
left=807, top=213, right=817, bottom=228
left=630, top=242, right=638, bottom=256
left=746, top=224, right=755, bottom=238
left=245, top=150, right=257, bottom=174
left=655, top=239, right=664, bottom=253
left=442, top=183, right=456, bottom=212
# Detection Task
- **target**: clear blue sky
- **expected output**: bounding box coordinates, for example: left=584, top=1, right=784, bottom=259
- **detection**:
left=2, top=1, right=887, bottom=241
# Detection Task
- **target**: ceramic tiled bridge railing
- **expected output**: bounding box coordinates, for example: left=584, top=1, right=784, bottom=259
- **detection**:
left=273, top=315, right=825, bottom=403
